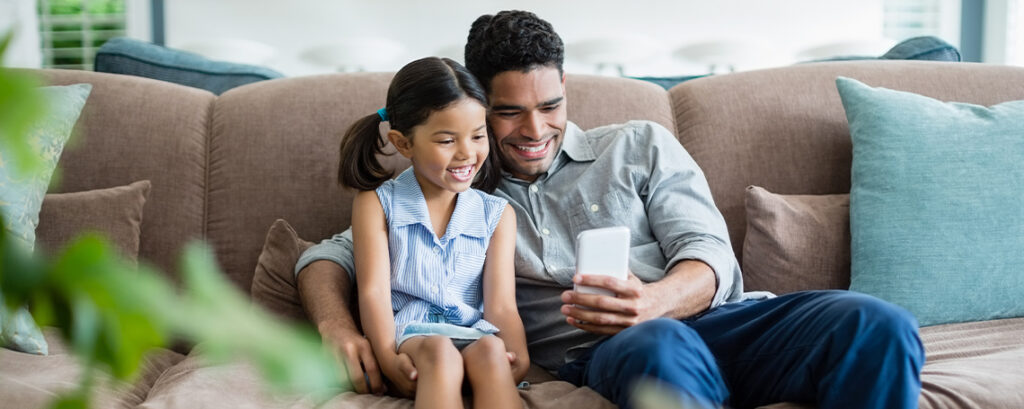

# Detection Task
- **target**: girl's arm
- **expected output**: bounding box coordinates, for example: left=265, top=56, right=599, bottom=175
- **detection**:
left=482, top=204, right=530, bottom=382
left=352, top=190, right=415, bottom=394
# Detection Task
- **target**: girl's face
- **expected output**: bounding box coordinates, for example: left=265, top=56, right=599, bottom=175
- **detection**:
left=389, top=98, right=489, bottom=197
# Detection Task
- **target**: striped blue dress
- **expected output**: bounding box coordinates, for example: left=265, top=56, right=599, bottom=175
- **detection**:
left=376, top=168, right=507, bottom=349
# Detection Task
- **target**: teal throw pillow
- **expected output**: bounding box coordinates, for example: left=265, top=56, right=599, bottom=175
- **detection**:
left=839, top=77, right=1024, bottom=327
left=0, top=83, right=91, bottom=354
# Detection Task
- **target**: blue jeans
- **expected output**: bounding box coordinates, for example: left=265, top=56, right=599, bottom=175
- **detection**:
left=557, top=290, right=925, bottom=409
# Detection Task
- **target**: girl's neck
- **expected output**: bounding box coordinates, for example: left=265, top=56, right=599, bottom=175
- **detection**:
left=413, top=172, right=459, bottom=239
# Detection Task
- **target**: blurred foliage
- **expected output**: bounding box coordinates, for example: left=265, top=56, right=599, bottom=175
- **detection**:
left=0, top=32, right=348, bottom=407
left=0, top=34, right=47, bottom=175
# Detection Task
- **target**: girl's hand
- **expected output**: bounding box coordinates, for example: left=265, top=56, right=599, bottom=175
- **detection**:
left=381, top=352, right=418, bottom=398
left=506, top=351, right=529, bottom=383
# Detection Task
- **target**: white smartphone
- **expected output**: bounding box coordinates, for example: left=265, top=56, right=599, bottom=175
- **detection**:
left=574, top=226, right=630, bottom=297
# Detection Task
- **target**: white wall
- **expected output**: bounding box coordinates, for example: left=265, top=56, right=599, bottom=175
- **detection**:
left=0, top=0, right=42, bottom=68
left=165, top=0, right=889, bottom=77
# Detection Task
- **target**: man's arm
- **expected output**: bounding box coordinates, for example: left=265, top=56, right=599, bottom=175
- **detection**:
left=561, top=122, right=741, bottom=334
left=296, top=232, right=415, bottom=395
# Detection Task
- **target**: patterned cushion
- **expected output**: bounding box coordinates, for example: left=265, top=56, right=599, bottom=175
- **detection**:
left=0, top=83, right=91, bottom=355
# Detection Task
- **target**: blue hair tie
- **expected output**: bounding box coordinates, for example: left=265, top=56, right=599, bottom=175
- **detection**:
left=377, top=108, right=389, bottom=122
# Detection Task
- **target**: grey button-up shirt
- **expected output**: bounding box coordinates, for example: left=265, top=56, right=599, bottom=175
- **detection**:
left=297, top=120, right=747, bottom=371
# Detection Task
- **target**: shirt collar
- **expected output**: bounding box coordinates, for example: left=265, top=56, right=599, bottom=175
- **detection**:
left=389, top=168, right=488, bottom=239
left=559, top=121, right=596, bottom=162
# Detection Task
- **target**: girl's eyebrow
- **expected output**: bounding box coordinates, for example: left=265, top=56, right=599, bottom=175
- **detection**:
left=432, top=124, right=487, bottom=136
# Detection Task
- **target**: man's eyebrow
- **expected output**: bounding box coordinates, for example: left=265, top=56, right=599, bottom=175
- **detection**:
left=539, top=96, right=564, bottom=107
left=491, top=96, right=564, bottom=111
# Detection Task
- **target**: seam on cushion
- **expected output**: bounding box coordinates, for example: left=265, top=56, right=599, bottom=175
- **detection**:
left=96, top=51, right=279, bottom=79
left=203, top=95, right=215, bottom=240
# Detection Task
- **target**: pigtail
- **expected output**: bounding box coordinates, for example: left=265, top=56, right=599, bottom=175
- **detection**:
left=338, top=113, right=392, bottom=190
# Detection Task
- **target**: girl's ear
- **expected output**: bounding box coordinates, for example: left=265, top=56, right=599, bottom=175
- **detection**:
left=388, top=130, right=414, bottom=159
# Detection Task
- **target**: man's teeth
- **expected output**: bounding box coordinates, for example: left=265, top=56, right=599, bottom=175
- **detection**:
left=515, top=143, right=546, bottom=152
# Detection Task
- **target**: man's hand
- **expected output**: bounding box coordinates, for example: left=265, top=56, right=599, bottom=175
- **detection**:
left=319, top=321, right=385, bottom=395
left=560, top=273, right=660, bottom=335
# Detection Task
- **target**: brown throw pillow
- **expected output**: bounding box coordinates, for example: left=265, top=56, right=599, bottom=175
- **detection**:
left=741, top=186, right=850, bottom=295
left=251, top=219, right=313, bottom=322
left=35, top=180, right=151, bottom=263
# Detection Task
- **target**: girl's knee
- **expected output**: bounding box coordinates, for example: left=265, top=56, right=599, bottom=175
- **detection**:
left=463, top=336, right=511, bottom=373
left=414, top=336, right=463, bottom=368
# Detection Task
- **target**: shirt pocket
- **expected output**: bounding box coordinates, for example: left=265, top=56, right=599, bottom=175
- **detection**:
left=567, top=190, right=629, bottom=238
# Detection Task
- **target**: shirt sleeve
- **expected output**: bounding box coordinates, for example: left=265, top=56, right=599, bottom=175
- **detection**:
left=294, top=227, right=357, bottom=283
left=632, top=121, right=743, bottom=308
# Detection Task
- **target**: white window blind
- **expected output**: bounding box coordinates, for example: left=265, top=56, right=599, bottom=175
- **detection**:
left=38, top=0, right=127, bottom=70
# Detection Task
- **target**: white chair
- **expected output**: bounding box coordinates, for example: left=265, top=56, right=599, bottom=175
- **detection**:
left=672, top=40, right=774, bottom=74
left=795, top=39, right=897, bottom=61
left=300, top=38, right=406, bottom=72
left=176, top=38, right=277, bottom=66
left=567, top=36, right=666, bottom=76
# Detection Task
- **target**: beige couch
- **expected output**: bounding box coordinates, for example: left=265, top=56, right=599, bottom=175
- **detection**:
left=3, top=60, right=1024, bottom=408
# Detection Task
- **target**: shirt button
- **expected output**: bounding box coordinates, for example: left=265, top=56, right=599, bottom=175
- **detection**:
left=542, top=228, right=550, bottom=235
left=433, top=247, right=440, bottom=254
left=590, top=204, right=600, bottom=212
left=530, top=185, right=539, bottom=193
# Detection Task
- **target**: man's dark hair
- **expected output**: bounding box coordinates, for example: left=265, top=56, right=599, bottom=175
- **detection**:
left=464, top=10, right=564, bottom=92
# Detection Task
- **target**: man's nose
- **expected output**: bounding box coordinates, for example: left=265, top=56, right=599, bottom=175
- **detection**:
left=520, top=111, right=545, bottom=140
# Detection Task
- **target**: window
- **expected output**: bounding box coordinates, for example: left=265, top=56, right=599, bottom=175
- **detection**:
left=37, top=0, right=127, bottom=70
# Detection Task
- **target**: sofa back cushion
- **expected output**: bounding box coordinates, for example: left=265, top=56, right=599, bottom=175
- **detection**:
left=206, top=73, right=674, bottom=293
left=39, top=70, right=210, bottom=281
left=670, top=60, right=1024, bottom=265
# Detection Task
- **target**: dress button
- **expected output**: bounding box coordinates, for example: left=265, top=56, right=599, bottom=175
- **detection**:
left=542, top=228, right=550, bottom=235
left=530, top=185, right=539, bottom=193
left=590, top=204, right=599, bottom=212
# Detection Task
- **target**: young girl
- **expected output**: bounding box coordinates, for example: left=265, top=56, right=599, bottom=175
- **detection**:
left=341, top=57, right=528, bottom=409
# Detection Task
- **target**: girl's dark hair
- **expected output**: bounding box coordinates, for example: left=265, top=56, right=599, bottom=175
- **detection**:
left=338, top=57, right=501, bottom=193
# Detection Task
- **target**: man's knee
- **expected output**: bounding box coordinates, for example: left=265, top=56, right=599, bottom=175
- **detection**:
left=608, top=318, right=712, bottom=372
left=824, top=292, right=924, bottom=361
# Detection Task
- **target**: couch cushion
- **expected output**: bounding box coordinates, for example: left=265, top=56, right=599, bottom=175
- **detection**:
left=251, top=219, right=313, bottom=321
left=742, top=186, right=849, bottom=294
left=917, top=317, right=1024, bottom=408
left=141, top=349, right=613, bottom=409
left=839, top=76, right=1024, bottom=326
left=36, top=180, right=151, bottom=263
left=0, top=327, right=185, bottom=409
left=670, top=61, right=1024, bottom=264
left=95, top=38, right=284, bottom=95
left=36, top=69, right=210, bottom=281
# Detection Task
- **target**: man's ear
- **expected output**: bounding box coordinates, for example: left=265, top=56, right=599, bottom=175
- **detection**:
left=388, top=130, right=414, bottom=158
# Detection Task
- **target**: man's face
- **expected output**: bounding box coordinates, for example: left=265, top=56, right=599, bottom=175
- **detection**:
left=487, top=67, right=568, bottom=182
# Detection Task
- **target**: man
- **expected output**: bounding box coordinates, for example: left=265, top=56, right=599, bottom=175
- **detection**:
left=296, top=10, right=924, bottom=409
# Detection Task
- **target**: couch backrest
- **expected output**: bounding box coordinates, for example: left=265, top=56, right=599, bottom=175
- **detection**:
left=205, top=73, right=673, bottom=292
left=671, top=60, right=1024, bottom=262
left=39, top=69, right=211, bottom=280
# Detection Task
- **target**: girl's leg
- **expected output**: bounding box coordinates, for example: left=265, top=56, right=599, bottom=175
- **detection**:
left=461, top=335, right=523, bottom=409
left=399, top=336, right=465, bottom=409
